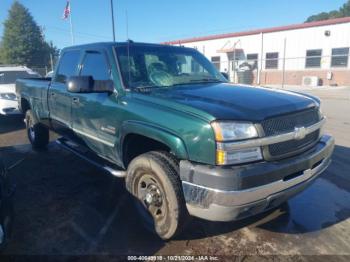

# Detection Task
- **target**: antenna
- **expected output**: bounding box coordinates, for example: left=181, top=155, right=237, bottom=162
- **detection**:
left=110, top=0, right=116, bottom=41
left=126, top=10, right=129, bottom=40
left=127, top=39, right=131, bottom=88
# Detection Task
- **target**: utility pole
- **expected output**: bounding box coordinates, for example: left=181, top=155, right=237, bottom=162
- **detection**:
left=110, top=0, right=116, bottom=41
left=257, top=32, right=264, bottom=85
left=282, top=37, right=287, bottom=89
left=232, top=39, right=241, bottom=84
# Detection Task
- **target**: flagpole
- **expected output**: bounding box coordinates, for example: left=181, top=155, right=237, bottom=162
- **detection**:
left=69, top=1, right=75, bottom=45
left=110, top=0, right=116, bottom=42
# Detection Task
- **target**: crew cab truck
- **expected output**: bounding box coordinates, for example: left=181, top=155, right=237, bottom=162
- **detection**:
left=16, top=42, right=334, bottom=240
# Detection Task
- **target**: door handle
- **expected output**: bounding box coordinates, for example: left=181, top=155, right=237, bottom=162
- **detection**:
left=72, top=97, right=80, bottom=104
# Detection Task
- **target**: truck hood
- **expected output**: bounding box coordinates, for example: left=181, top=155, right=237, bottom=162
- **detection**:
left=141, top=83, right=319, bottom=122
left=0, top=84, right=16, bottom=94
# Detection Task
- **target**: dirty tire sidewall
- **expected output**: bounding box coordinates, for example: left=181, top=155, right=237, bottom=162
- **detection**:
left=126, top=152, right=187, bottom=240
left=25, top=110, right=49, bottom=150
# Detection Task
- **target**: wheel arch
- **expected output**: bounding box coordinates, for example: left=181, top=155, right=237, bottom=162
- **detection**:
left=20, top=97, right=31, bottom=114
left=120, top=121, right=188, bottom=168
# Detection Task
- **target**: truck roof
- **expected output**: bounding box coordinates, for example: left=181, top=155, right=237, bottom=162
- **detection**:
left=62, top=41, right=189, bottom=52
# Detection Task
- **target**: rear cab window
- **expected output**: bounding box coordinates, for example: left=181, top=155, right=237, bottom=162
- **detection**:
left=54, top=50, right=81, bottom=83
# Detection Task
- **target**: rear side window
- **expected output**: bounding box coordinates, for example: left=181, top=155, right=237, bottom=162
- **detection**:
left=55, top=50, right=81, bottom=83
left=80, top=52, right=110, bottom=80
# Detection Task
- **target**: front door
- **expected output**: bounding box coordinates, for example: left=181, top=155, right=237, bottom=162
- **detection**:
left=71, top=49, right=117, bottom=158
left=49, top=50, right=81, bottom=133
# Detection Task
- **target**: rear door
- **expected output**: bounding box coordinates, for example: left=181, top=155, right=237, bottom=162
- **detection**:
left=49, top=50, right=81, bottom=133
left=71, top=49, right=115, bottom=155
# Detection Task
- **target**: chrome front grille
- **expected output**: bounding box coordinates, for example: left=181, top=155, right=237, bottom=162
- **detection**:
left=261, top=108, right=320, bottom=136
left=268, top=130, right=320, bottom=157
left=261, top=108, right=321, bottom=159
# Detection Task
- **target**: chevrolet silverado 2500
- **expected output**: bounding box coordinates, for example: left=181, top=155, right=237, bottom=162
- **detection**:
left=16, top=42, right=334, bottom=240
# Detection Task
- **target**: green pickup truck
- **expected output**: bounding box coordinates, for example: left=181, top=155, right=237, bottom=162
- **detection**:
left=16, top=42, right=334, bottom=239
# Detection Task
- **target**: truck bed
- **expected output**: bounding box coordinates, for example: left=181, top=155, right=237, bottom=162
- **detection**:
left=16, top=78, right=51, bottom=117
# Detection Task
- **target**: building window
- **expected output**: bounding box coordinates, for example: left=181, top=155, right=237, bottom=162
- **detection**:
left=265, top=52, right=279, bottom=69
left=331, top=47, right=349, bottom=67
left=247, top=54, right=258, bottom=61
left=247, top=53, right=258, bottom=70
left=211, top=56, right=221, bottom=71
left=305, top=49, right=322, bottom=68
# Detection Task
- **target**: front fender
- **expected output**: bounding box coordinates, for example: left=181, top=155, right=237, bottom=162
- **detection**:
left=120, top=120, right=189, bottom=160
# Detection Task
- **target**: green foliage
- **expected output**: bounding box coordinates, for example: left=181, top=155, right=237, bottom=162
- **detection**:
left=0, top=1, right=59, bottom=69
left=306, top=0, right=350, bottom=22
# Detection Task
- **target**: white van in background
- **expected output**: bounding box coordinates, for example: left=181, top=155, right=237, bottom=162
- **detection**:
left=0, top=66, right=40, bottom=115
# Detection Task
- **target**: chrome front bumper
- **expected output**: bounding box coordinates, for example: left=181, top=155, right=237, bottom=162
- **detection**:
left=181, top=135, right=335, bottom=222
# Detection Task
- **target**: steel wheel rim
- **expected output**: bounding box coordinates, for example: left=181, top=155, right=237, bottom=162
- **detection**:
left=136, top=173, right=167, bottom=224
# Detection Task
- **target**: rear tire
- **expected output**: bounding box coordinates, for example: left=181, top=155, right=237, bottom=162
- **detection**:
left=25, top=110, right=49, bottom=150
left=126, top=151, right=189, bottom=240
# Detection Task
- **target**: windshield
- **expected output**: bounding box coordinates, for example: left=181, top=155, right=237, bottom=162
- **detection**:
left=0, top=71, right=40, bottom=85
left=115, top=45, right=227, bottom=89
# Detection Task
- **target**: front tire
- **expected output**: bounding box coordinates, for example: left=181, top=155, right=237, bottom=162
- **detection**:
left=126, top=151, right=189, bottom=240
left=25, top=110, right=49, bottom=150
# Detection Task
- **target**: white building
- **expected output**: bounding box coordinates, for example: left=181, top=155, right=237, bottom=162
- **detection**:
left=164, top=17, right=350, bottom=86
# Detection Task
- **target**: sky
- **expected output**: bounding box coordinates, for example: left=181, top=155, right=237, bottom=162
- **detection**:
left=0, top=0, right=347, bottom=49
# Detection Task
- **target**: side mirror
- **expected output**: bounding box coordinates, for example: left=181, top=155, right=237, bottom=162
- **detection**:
left=67, top=76, right=115, bottom=94
left=93, top=80, right=115, bottom=94
left=221, top=72, right=229, bottom=81
left=67, top=76, right=94, bottom=93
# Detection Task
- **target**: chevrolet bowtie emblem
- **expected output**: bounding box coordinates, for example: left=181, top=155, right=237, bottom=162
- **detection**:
left=294, top=126, right=307, bottom=140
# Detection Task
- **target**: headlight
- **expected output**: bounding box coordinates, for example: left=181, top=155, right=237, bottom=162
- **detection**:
left=211, top=121, right=258, bottom=142
left=216, top=146, right=263, bottom=165
left=0, top=93, right=17, bottom=101
left=318, top=105, right=324, bottom=120
left=211, top=121, right=262, bottom=165
left=317, top=105, right=325, bottom=136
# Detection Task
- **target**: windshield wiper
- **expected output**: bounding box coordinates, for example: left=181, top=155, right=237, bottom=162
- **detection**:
left=190, top=79, right=223, bottom=83
left=133, top=85, right=168, bottom=92
left=171, top=79, right=223, bottom=87
left=133, top=85, right=156, bottom=92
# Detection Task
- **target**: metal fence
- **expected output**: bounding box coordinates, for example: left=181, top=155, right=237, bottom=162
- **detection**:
left=214, top=54, right=350, bottom=88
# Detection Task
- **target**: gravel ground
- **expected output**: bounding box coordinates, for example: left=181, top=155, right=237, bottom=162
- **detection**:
left=0, top=88, right=349, bottom=261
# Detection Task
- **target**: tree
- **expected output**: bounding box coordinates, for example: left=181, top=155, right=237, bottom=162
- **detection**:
left=0, top=1, right=58, bottom=70
left=306, top=0, right=350, bottom=22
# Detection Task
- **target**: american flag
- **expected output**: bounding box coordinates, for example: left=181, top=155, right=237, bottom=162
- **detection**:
left=62, top=1, right=71, bottom=20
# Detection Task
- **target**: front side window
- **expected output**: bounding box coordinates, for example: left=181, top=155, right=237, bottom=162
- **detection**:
left=305, top=49, right=322, bottom=68
left=116, top=45, right=226, bottom=89
left=54, top=50, right=81, bottom=83
left=265, top=52, right=279, bottom=69
left=0, top=71, right=39, bottom=85
left=331, top=47, right=349, bottom=67
left=81, top=52, right=110, bottom=80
